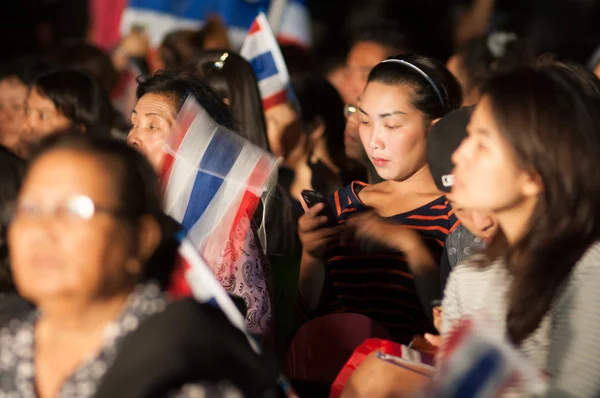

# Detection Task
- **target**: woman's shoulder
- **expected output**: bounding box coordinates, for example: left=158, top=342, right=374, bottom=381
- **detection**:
left=558, top=241, right=600, bottom=295
left=448, top=256, right=509, bottom=294
left=330, top=181, right=370, bottom=219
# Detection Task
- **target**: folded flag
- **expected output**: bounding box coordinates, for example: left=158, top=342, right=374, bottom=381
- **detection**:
left=160, top=95, right=278, bottom=266
left=119, top=0, right=311, bottom=50
left=240, top=12, right=296, bottom=111
left=428, top=317, right=547, bottom=398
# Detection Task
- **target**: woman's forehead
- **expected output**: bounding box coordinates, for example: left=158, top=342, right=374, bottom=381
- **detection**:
left=134, top=93, right=177, bottom=118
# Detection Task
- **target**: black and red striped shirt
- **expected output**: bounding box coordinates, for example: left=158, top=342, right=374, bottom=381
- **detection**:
left=298, top=181, right=459, bottom=344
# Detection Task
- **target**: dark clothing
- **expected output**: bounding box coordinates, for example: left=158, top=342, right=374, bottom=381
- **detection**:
left=96, top=298, right=282, bottom=398
left=297, top=181, right=459, bottom=343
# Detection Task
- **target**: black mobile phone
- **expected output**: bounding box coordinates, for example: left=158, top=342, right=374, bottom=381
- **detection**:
left=301, top=189, right=337, bottom=226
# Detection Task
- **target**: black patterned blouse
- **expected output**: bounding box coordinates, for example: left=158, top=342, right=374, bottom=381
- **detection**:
left=0, top=283, right=242, bottom=398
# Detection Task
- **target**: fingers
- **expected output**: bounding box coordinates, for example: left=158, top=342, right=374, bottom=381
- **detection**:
left=424, top=333, right=441, bottom=347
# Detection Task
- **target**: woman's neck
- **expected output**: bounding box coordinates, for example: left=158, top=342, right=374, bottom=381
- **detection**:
left=496, top=196, right=538, bottom=246
left=38, top=290, right=131, bottom=336
left=384, top=165, right=439, bottom=195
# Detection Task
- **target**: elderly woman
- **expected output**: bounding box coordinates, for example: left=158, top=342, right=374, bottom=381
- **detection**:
left=127, top=71, right=274, bottom=343
left=0, top=133, right=279, bottom=397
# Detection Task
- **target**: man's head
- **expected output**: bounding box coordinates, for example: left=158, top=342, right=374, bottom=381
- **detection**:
left=345, top=23, right=415, bottom=104
left=427, top=106, right=498, bottom=242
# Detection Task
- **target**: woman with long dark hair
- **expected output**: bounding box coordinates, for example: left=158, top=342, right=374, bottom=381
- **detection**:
left=445, top=62, right=600, bottom=396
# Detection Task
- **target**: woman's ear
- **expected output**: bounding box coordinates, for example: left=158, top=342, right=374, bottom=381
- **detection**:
left=426, top=118, right=442, bottom=137
left=136, top=215, right=162, bottom=264
left=519, top=171, right=544, bottom=198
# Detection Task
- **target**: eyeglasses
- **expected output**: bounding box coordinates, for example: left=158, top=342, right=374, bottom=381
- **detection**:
left=344, top=104, right=358, bottom=119
left=4, top=195, right=124, bottom=226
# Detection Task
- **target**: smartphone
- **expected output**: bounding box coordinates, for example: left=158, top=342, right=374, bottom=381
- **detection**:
left=300, top=190, right=338, bottom=226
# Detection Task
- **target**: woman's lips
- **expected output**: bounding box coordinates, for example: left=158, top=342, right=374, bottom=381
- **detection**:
left=372, top=157, right=389, bottom=167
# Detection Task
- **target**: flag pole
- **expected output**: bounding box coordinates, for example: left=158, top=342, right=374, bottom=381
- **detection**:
left=267, top=0, right=288, bottom=34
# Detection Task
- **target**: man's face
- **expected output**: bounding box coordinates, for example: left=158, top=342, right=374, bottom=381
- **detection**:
left=345, top=41, right=390, bottom=104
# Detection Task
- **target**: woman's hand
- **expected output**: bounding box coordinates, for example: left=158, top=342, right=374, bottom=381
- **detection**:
left=298, top=203, right=340, bottom=259
left=346, top=211, right=423, bottom=253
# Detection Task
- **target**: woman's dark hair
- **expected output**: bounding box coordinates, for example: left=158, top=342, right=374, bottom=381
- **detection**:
left=32, top=70, right=114, bottom=136
left=481, top=62, right=600, bottom=344
left=367, top=54, right=463, bottom=121
left=184, top=51, right=270, bottom=151
left=51, top=40, right=118, bottom=94
left=0, top=55, right=53, bottom=86
left=291, top=73, right=347, bottom=170
left=0, top=146, right=25, bottom=293
left=456, top=33, right=526, bottom=95
left=158, top=17, right=230, bottom=70
left=29, top=133, right=175, bottom=289
left=136, top=70, right=237, bottom=132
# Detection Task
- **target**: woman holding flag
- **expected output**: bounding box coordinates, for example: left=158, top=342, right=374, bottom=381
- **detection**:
left=127, top=71, right=276, bottom=344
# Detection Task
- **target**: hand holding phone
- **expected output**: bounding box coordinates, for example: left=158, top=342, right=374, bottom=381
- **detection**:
left=300, top=190, right=337, bottom=227
left=298, top=190, right=340, bottom=259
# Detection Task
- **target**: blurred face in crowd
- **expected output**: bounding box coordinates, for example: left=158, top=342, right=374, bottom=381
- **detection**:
left=446, top=192, right=498, bottom=243
left=19, top=88, right=72, bottom=157
left=345, top=41, right=390, bottom=104
left=447, top=55, right=478, bottom=107
left=451, top=96, right=539, bottom=213
left=265, top=102, right=304, bottom=160
left=326, top=65, right=354, bottom=105
left=127, top=93, right=177, bottom=170
left=344, top=104, right=368, bottom=164
left=358, top=82, right=430, bottom=181
left=8, top=150, right=144, bottom=305
left=0, top=77, right=28, bottom=151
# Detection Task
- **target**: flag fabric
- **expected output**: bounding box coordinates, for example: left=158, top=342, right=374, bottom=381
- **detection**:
left=428, top=317, right=547, bottom=398
left=118, top=0, right=311, bottom=50
left=240, top=12, right=295, bottom=111
left=160, top=95, right=279, bottom=341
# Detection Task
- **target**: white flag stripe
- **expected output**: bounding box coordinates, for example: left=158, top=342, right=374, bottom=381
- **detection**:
left=186, top=143, right=263, bottom=251
left=258, top=74, right=287, bottom=100
left=278, top=1, right=311, bottom=45
left=164, top=101, right=218, bottom=219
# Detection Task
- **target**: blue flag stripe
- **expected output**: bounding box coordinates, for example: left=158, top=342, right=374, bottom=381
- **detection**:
left=452, top=349, right=503, bottom=398
left=180, top=128, right=245, bottom=230
left=247, top=51, right=279, bottom=82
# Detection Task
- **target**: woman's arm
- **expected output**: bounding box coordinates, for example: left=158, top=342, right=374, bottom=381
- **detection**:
left=348, top=212, right=441, bottom=317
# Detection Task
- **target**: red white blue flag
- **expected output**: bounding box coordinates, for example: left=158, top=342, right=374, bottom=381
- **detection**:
left=240, top=12, right=295, bottom=111
left=428, top=317, right=547, bottom=398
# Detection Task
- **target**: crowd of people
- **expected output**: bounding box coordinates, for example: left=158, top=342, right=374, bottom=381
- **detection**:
left=1, top=1, right=600, bottom=397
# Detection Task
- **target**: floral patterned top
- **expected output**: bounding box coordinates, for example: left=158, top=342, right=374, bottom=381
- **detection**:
left=0, top=283, right=243, bottom=398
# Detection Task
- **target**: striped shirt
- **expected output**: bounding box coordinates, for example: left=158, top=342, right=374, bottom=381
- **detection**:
left=441, top=241, right=600, bottom=397
left=300, top=181, right=460, bottom=344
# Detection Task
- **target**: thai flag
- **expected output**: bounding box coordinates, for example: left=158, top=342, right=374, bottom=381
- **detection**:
left=428, top=318, right=547, bottom=398
left=118, top=0, right=311, bottom=51
left=240, top=12, right=295, bottom=111
left=159, top=95, right=277, bottom=269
